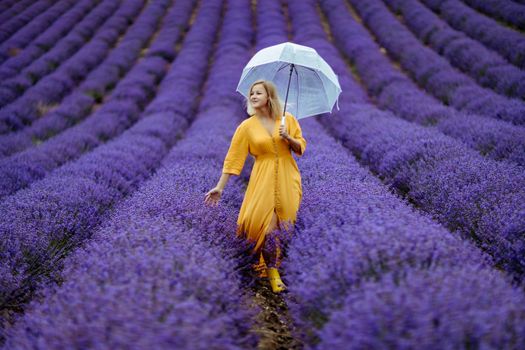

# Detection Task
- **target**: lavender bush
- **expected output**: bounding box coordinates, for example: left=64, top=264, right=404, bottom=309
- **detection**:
left=285, top=122, right=525, bottom=348
left=318, top=0, right=525, bottom=166
left=0, top=0, right=26, bottom=18
left=0, top=0, right=523, bottom=347
left=320, top=103, right=525, bottom=278
left=0, top=0, right=192, bottom=198
left=0, top=0, right=196, bottom=160
left=4, top=0, right=120, bottom=84
left=0, top=0, right=98, bottom=81
left=460, top=0, right=525, bottom=31
left=3, top=1, right=261, bottom=348
left=0, top=0, right=123, bottom=107
left=383, top=0, right=525, bottom=100
left=253, top=1, right=525, bottom=348
left=0, top=0, right=76, bottom=67
left=347, top=0, right=525, bottom=126
left=0, top=0, right=221, bottom=326
left=0, top=0, right=140, bottom=132
left=0, top=0, right=58, bottom=52
left=4, top=216, right=257, bottom=349
left=317, top=266, right=525, bottom=349
left=286, top=2, right=525, bottom=348
left=420, top=0, right=525, bottom=69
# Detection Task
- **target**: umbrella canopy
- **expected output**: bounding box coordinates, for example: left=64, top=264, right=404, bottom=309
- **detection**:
left=236, top=42, right=342, bottom=122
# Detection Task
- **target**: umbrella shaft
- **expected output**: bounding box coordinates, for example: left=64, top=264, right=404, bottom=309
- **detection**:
left=282, top=64, right=294, bottom=125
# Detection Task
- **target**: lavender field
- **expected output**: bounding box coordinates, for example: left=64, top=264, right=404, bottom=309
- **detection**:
left=0, top=0, right=524, bottom=348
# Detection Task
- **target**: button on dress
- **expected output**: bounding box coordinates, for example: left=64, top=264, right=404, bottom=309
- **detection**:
left=222, top=112, right=306, bottom=265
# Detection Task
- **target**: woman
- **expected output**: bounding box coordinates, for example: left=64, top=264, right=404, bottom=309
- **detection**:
left=204, top=80, right=306, bottom=293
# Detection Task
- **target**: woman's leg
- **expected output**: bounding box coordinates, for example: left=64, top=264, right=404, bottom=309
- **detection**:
left=261, top=210, right=287, bottom=292
left=261, top=210, right=280, bottom=268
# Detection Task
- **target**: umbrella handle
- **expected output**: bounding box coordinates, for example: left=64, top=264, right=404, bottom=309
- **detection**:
left=281, top=115, right=285, bottom=126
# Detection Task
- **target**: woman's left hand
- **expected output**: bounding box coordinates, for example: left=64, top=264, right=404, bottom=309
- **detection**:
left=279, top=125, right=289, bottom=140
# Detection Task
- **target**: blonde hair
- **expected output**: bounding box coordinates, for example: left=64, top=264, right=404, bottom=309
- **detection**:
left=246, top=80, right=283, bottom=121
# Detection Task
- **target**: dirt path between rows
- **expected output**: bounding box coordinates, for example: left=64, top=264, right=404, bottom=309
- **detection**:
left=248, top=277, right=304, bottom=350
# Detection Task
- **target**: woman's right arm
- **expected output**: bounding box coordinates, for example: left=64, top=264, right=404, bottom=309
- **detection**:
left=216, top=172, right=231, bottom=190
left=204, top=172, right=232, bottom=206
left=205, top=123, right=248, bottom=206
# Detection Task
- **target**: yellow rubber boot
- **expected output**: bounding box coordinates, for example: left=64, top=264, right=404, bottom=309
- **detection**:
left=267, top=268, right=286, bottom=293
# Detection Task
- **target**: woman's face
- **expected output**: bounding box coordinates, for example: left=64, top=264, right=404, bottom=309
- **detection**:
left=250, top=84, right=269, bottom=109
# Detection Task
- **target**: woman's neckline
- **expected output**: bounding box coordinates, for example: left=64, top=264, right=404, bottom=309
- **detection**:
left=253, top=114, right=278, bottom=138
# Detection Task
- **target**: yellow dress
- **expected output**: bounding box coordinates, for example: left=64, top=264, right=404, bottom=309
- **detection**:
left=222, top=112, right=307, bottom=268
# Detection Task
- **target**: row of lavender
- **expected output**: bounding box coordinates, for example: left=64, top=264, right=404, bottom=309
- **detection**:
left=290, top=0, right=523, bottom=347
left=0, top=0, right=195, bottom=161
left=0, top=0, right=138, bottom=132
left=0, top=0, right=190, bottom=199
left=0, top=0, right=198, bottom=333
left=315, top=0, right=525, bottom=282
left=3, top=0, right=260, bottom=347
left=317, top=0, right=525, bottom=166
left=0, top=0, right=121, bottom=140
left=0, top=0, right=113, bottom=88
left=0, top=0, right=62, bottom=50
left=462, top=0, right=525, bottom=30
left=0, top=0, right=523, bottom=347
left=383, top=0, right=525, bottom=100
left=0, top=1, right=145, bottom=158
left=421, top=0, right=525, bottom=69
left=0, top=0, right=31, bottom=23
left=344, top=0, right=525, bottom=126
left=254, top=0, right=525, bottom=348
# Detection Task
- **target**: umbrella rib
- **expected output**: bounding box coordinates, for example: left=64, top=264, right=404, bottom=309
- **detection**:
left=300, top=66, right=318, bottom=73
left=295, top=66, right=299, bottom=117
left=312, top=68, right=330, bottom=111
left=300, top=66, right=333, bottom=110
left=276, top=62, right=290, bottom=72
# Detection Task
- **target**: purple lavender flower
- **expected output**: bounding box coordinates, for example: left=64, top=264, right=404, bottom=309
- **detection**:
left=318, top=266, right=525, bottom=349
left=460, top=0, right=525, bottom=30
left=384, top=0, right=525, bottom=99
left=318, top=0, right=525, bottom=166
left=421, top=0, right=525, bottom=69
left=347, top=0, right=525, bottom=125
left=0, top=0, right=57, bottom=51
left=0, top=0, right=196, bottom=160
left=0, top=0, right=31, bottom=23
left=3, top=1, right=260, bottom=348
left=0, top=0, right=141, bottom=132
left=254, top=1, right=525, bottom=349
left=0, top=0, right=221, bottom=320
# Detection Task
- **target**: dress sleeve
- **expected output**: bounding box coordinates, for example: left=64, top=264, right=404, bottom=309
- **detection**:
left=222, top=123, right=249, bottom=175
left=288, top=113, right=306, bottom=157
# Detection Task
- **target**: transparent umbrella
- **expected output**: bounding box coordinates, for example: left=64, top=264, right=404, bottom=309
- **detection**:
left=236, top=41, right=342, bottom=125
